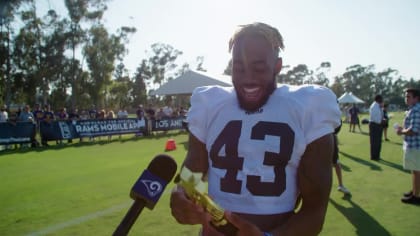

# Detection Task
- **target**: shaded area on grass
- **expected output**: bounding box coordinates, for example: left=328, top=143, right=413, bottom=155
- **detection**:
left=329, top=195, right=391, bottom=236
left=339, top=151, right=382, bottom=171
left=378, top=159, right=410, bottom=174
left=387, top=140, right=403, bottom=146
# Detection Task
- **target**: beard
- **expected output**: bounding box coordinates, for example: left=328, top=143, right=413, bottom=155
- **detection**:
left=234, top=79, right=277, bottom=112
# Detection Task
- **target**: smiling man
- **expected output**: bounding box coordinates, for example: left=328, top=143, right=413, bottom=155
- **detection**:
left=170, top=22, right=341, bottom=236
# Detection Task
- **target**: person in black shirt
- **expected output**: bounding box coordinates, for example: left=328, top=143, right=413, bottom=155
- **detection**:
left=382, top=104, right=390, bottom=141
left=145, top=104, right=155, bottom=135
left=68, top=108, right=81, bottom=143
left=41, top=104, right=55, bottom=146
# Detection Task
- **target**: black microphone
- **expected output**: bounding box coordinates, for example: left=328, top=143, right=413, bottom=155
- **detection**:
left=113, top=154, right=178, bottom=236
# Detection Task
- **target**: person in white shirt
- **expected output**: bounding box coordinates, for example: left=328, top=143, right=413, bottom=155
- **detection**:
left=0, top=105, right=9, bottom=150
left=0, top=105, right=8, bottom=122
left=162, top=106, right=173, bottom=118
left=369, top=95, right=384, bottom=160
left=117, top=109, right=128, bottom=119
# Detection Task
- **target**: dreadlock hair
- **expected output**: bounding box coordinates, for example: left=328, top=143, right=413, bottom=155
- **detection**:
left=228, top=22, right=285, bottom=56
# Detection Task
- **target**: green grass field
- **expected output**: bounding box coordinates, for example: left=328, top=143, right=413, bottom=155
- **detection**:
left=0, top=112, right=419, bottom=236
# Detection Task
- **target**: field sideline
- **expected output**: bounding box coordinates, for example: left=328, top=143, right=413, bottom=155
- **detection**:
left=0, top=112, right=419, bottom=235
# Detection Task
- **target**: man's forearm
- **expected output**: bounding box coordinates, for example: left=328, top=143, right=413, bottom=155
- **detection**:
left=272, top=205, right=328, bottom=236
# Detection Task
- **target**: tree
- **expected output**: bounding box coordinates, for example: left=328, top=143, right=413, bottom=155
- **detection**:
left=108, top=62, right=132, bottom=109
left=12, top=2, right=45, bottom=105
left=0, top=0, right=30, bottom=106
left=313, top=62, right=331, bottom=86
left=339, top=64, right=376, bottom=102
left=330, top=76, right=345, bottom=96
left=194, top=56, right=206, bottom=72
left=278, top=64, right=313, bottom=85
left=83, top=25, right=115, bottom=108
left=64, top=0, right=109, bottom=109
left=147, top=43, right=182, bottom=86
left=41, top=10, right=72, bottom=107
left=83, top=24, right=135, bottom=108
left=132, top=59, right=150, bottom=106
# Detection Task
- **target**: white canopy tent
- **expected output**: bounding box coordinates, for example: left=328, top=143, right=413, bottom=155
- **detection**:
left=338, top=92, right=365, bottom=104
left=150, top=70, right=232, bottom=96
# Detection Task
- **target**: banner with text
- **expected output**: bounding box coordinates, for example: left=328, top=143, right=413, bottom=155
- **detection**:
left=151, top=117, right=186, bottom=131
left=73, top=118, right=146, bottom=137
left=40, top=118, right=146, bottom=140
left=0, top=122, right=36, bottom=144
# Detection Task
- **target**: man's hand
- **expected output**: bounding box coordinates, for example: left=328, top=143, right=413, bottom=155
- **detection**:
left=224, top=212, right=263, bottom=236
left=170, top=185, right=211, bottom=225
left=396, top=126, right=403, bottom=135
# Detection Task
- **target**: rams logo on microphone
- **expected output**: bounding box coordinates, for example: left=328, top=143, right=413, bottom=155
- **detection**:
left=141, top=180, right=163, bottom=197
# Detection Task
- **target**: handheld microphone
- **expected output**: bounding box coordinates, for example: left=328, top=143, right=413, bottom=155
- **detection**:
left=113, top=154, right=178, bottom=236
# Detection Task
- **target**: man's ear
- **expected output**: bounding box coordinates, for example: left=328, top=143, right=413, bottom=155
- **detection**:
left=275, top=57, right=283, bottom=75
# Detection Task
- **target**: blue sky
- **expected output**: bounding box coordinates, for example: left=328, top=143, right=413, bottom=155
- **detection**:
left=39, top=0, right=420, bottom=79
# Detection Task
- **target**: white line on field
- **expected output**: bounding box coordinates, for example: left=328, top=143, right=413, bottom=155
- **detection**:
left=26, top=201, right=131, bottom=236
left=26, top=185, right=175, bottom=235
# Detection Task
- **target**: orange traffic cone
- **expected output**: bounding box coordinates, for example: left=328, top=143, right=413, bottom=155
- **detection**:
left=165, top=139, right=176, bottom=151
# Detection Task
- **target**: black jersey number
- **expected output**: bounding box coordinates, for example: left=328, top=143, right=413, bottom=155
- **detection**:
left=210, top=121, right=294, bottom=196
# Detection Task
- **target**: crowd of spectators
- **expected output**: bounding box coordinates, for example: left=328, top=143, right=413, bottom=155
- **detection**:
left=0, top=103, right=188, bottom=150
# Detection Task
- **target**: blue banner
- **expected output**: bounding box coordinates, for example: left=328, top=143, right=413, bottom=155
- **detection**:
left=0, top=117, right=185, bottom=145
left=0, top=122, right=36, bottom=145
left=40, top=118, right=147, bottom=140
left=72, top=118, right=146, bottom=137
left=151, top=117, right=186, bottom=131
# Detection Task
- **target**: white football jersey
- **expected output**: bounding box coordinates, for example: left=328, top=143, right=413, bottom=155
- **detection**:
left=187, top=84, right=341, bottom=214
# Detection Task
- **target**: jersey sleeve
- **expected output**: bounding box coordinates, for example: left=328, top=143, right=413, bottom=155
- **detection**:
left=301, top=85, right=341, bottom=144
left=186, top=86, right=212, bottom=143
left=187, top=86, right=233, bottom=143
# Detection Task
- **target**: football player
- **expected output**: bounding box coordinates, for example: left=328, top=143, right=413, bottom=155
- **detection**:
left=170, top=22, right=341, bottom=236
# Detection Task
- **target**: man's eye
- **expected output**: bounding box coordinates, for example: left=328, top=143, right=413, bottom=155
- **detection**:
left=254, top=67, right=267, bottom=73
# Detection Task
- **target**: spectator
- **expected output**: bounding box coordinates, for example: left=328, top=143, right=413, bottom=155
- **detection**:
left=333, top=121, right=351, bottom=195
left=18, top=105, right=35, bottom=123
left=57, top=107, right=68, bottom=120
left=369, top=95, right=384, bottom=161
left=156, top=108, right=165, bottom=120
left=397, top=88, right=420, bottom=205
left=382, top=104, right=390, bottom=141
left=135, top=105, right=145, bottom=137
left=17, top=105, right=35, bottom=148
left=7, top=112, right=19, bottom=150
left=0, top=105, right=8, bottom=122
left=41, top=104, right=55, bottom=147
left=348, top=104, right=361, bottom=133
left=68, top=108, right=80, bottom=143
left=145, top=104, right=156, bottom=135
left=179, top=106, right=187, bottom=117
left=136, top=105, right=145, bottom=120
left=89, top=106, right=97, bottom=119
left=68, top=108, right=80, bottom=121
left=32, top=103, right=44, bottom=126
left=117, top=108, right=128, bottom=119
left=80, top=109, right=89, bottom=120
left=106, top=110, right=115, bottom=140
left=162, top=105, right=173, bottom=118
left=97, top=109, right=106, bottom=119
left=0, top=105, right=8, bottom=150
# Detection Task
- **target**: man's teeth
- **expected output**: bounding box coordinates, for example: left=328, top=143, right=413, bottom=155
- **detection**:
left=244, top=87, right=259, bottom=93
